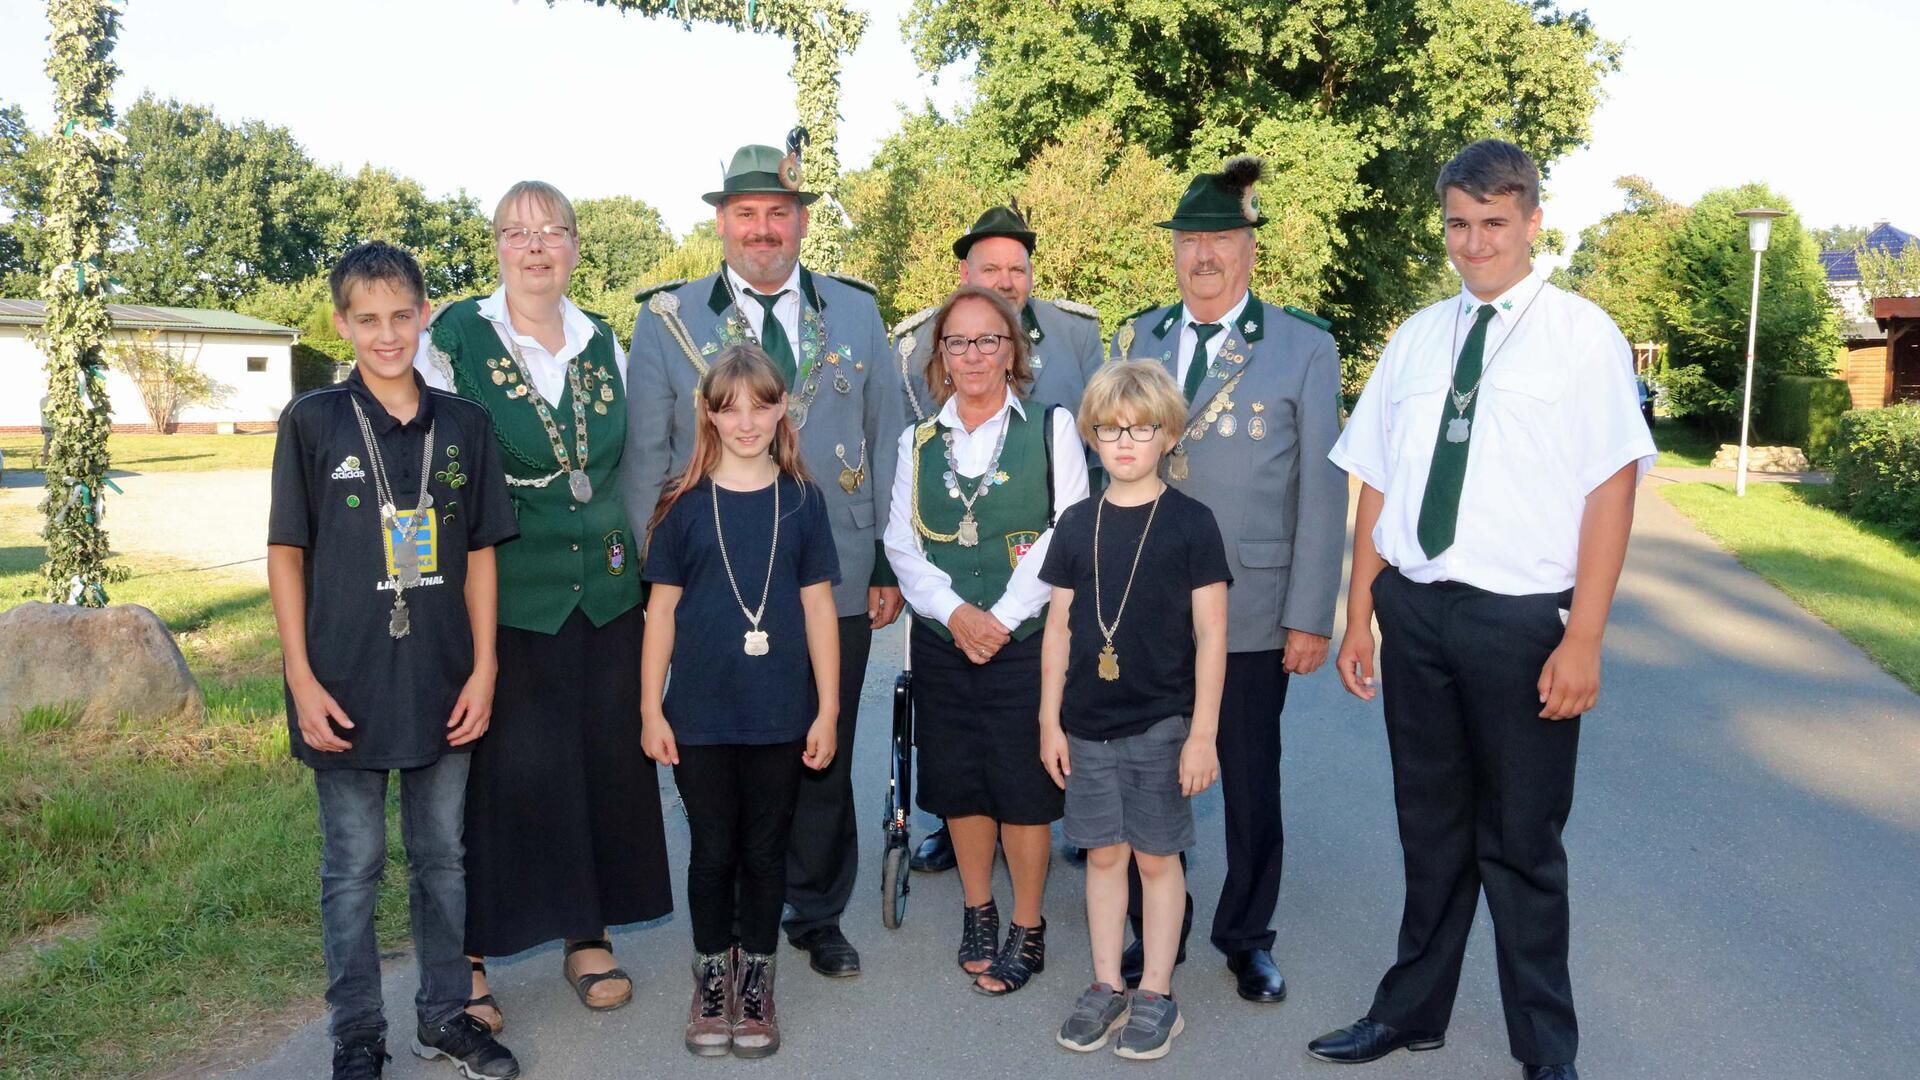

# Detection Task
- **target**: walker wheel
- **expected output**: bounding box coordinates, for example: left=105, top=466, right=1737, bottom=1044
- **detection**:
left=880, top=843, right=910, bottom=929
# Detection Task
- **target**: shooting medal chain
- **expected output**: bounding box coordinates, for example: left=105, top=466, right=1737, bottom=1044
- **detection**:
left=939, top=415, right=1012, bottom=548
left=834, top=439, right=866, bottom=494
left=502, top=334, right=594, bottom=501
left=712, top=479, right=780, bottom=656
left=1443, top=283, right=1543, bottom=444
left=351, top=398, right=437, bottom=640
left=721, top=273, right=823, bottom=427
left=1092, top=488, right=1161, bottom=681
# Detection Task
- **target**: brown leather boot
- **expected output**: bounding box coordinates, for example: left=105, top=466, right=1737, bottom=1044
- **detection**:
left=684, top=951, right=732, bottom=1057
left=729, top=951, right=780, bottom=1058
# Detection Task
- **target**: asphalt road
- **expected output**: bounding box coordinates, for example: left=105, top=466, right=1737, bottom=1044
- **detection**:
left=221, top=487, right=1920, bottom=1079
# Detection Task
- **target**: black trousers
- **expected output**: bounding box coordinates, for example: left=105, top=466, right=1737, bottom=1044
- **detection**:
left=676, top=741, right=806, bottom=955
left=1366, top=568, right=1580, bottom=1066
left=1129, top=649, right=1290, bottom=954
left=782, top=614, right=872, bottom=936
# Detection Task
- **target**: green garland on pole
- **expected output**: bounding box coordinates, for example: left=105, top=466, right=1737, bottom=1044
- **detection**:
left=574, top=0, right=865, bottom=269
left=36, top=0, right=126, bottom=606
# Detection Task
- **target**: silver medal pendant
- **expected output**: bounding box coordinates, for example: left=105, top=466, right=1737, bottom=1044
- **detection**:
left=1446, top=417, right=1471, bottom=444
left=569, top=469, right=593, bottom=502
left=393, top=535, right=422, bottom=588
left=744, top=629, right=770, bottom=656
left=389, top=596, right=411, bottom=639
left=957, top=513, right=981, bottom=547
left=788, top=400, right=809, bottom=428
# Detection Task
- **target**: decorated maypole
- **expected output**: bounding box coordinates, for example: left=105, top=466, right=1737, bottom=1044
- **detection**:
left=37, top=0, right=125, bottom=606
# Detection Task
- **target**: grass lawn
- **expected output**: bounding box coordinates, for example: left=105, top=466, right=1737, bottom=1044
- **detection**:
left=1652, top=416, right=1722, bottom=469
left=0, top=432, right=276, bottom=476
left=0, top=515, right=410, bottom=1077
left=1660, top=482, right=1920, bottom=693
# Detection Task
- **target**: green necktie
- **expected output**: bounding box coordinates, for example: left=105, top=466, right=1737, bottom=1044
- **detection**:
left=1416, top=303, right=1497, bottom=558
left=1184, top=322, right=1223, bottom=403
left=749, top=290, right=797, bottom=387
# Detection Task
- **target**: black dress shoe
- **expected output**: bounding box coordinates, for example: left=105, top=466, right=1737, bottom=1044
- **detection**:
left=1306, top=1018, right=1446, bottom=1064
left=788, top=926, right=861, bottom=977
left=1117, top=937, right=1188, bottom=989
left=1225, top=948, right=1287, bottom=1002
left=1523, top=1064, right=1577, bottom=1080
left=909, top=827, right=956, bottom=873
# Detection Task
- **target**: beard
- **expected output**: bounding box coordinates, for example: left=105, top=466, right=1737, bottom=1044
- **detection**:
left=727, top=237, right=799, bottom=288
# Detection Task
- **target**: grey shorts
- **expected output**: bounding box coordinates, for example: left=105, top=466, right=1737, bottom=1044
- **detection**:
left=1063, top=716, right=1195, bottom=857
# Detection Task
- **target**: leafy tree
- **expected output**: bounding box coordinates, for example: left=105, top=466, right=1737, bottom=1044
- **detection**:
left=1659, top=184, right=1839, bottom=431
left=1811, top=224, right=1869, bottom=254
left=902, top=0, right=1620, bottom=362
left=0, top=101, right=52, bottom=296
left=236, top=274, right=352, bottom=365
left=326, top=165, right=492, bottom=300
left=1556, top=175, right=1687, bottom=343
left=1853, top=241, right=1920, bottom=303
left=568, top=194, right=675, bottom=340
left=108, top=331, right=226, bottom=433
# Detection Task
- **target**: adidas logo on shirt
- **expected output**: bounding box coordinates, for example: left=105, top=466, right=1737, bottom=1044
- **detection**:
left=331, top=455, right=366, bottom=481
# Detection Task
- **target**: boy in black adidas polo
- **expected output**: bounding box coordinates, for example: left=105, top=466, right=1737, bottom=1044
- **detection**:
left=268, top=242, right=521, bottom=1080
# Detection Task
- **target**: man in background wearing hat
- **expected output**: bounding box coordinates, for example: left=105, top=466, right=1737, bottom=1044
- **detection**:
left=626, top=137, right=906, bottom=979
left=1108, top=156, right=1346, bottom=1004
left=891, top=204, right=1106, bottom=875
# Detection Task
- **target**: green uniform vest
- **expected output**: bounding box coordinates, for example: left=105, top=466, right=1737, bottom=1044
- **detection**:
left=912, top=407, right=1051, bottom=642
left=432, top=298, right=641, bottom=635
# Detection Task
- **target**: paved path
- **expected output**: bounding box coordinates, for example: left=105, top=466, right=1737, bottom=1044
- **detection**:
left=1, top=467, right=271, bottom=585
left=210, top=486, right=1919, bottom=1079
left=1645, top=466, right=1830, bottom=486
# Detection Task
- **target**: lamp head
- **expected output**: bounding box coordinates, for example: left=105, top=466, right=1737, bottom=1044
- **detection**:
left=1735, top=207, right=1787, bottom=253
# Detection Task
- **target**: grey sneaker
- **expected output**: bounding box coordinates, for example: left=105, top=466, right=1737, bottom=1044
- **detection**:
left=1113, top=990, right=1184, bottom=1061
left=1056, top=982, right=1129, bottom=1052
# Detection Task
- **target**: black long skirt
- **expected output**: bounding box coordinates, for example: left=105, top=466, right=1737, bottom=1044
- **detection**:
left=910, top=620, right=1063, bottom=826
left=464, top=605, right=673, bottom=958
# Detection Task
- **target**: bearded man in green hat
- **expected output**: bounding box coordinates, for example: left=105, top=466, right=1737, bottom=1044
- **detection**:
left=1106, top=155, right=1347, bottom=1005
left=625, top=134, right=906, bottom=980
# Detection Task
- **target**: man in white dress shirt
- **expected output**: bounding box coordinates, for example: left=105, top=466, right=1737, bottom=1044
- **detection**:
left=1311, top=141, right=1654, bottom=1080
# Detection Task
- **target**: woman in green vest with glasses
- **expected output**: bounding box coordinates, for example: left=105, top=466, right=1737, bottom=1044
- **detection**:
left=882, top=285, right=1091, bottom=996
left=417, top=181, right=672, bottom=1029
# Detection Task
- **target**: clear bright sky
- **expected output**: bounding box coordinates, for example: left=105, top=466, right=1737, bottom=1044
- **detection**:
left=2, top=0, right=1915, bottom=259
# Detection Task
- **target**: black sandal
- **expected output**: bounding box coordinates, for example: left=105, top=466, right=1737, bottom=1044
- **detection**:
left=957, top=899, right=1000, bottom=975
left=972, top=918, right=1046, bottom=996
left=465, top=958, right=504, bottom=1033
left=563, top=938, right=633, bottom=1011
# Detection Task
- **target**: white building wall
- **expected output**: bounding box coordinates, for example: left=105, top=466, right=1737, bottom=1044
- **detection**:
left=0, top=326, right=295, bottom=428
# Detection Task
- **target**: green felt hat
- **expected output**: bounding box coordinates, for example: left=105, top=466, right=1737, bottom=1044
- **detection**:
left=1157, top=155, right=1267, bottom=231
left=952, top=204, right=1037, bottom=260
left=703, top=143, right=820, bottom=207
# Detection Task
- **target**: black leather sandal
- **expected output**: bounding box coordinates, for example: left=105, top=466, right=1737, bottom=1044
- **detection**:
left=957, top=899, right=1000, bottom=975
left=465, top=958, right=504, bottom=1033
left=973, top=918, right=1046, bottom=996
left=563, top=938, right=633, bottom=1011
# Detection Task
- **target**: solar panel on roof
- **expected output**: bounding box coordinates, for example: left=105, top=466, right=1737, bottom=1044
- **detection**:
left=109, top=304, right=189, bottom=324
left=0, top=299, right=43, bottom=316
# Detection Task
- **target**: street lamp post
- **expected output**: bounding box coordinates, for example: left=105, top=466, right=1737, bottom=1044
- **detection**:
left=1733, top=207, right=1787, bottom=497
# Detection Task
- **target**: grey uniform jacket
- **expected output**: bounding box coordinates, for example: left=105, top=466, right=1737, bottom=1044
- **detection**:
left=893, top=297, right=1106, bottom=423
left=1111, top=296, right=1347, bottom=650
left=625, top=265, right=905, bottom=618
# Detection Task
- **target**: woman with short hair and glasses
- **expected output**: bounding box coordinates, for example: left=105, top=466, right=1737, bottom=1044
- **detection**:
left=416, top=180, right=672, bottom=1030
left=882, top=284, right=1090, bottom=995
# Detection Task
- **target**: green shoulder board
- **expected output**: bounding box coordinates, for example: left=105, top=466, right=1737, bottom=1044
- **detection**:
left=1282, top=305, right=1332, bottom=332
left=893, top=305, right=937, bottom=340
left=1046, top=298, right=1100, bottom=321
left=825, top=272, right=879, bottom=296
left=633, top=278, right=687, bottom=304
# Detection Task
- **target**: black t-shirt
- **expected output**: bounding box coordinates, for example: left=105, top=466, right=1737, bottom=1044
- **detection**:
left=643, top=474, right=841, bottom=745
left=268, top=368, right=520, bottom=770
left=1039, top=486, right=1231, bottom=741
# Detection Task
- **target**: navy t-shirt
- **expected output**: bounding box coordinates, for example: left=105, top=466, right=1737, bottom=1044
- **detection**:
left=1038, top=486, right=1232, bottom=741
left=643, top=474, right=841, bottom=745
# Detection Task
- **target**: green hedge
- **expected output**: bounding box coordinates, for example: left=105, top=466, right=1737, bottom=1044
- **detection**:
left=1767, top=375, right=1851, bottom=463
left=290, top=343, right=342, bottom=394
left=1830, top=404, right=1920, bottom=540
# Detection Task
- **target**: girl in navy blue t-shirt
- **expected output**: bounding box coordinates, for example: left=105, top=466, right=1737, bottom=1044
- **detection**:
left=640, top=345, right=841, bottom=1060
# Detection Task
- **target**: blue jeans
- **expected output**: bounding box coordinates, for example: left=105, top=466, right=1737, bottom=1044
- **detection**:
left=314, top=752, right=471, bottom=1041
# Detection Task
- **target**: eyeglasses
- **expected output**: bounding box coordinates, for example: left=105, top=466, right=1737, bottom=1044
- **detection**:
left=498, top=225, right=574, bottom=249
left=1092, top=423, right=1162, bottom=443
left=940, top=333, right=1007, bottom=357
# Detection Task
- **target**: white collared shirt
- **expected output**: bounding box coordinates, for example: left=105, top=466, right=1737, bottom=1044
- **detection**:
left=725, top=262, right=803, bottom=355
left=415, top=287, right=623, bottom=404
left=1329, top=271, right=1655, bottom=597
left=1175, top=291, right=1251, bottom=388
left=884, top=389, right=1091, bottom=631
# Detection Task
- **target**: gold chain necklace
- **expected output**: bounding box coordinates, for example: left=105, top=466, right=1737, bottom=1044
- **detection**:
left=1092, top=488, right=1162, bottom=681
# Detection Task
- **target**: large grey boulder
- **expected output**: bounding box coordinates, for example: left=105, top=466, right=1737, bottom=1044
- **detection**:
left=1712, top=444, right=1811, bottom=473
left=0, top=602, right=203, bottom=733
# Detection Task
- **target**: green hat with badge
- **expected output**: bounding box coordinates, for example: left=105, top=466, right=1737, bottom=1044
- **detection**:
left=1157, top=155, right=1267, bottom=231
left=703, top=129, right=821, bottom=207
left=952, top=203, right=1038, bottom=260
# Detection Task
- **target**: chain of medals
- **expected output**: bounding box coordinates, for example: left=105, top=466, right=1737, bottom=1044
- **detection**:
left=1092, top=488, right=1162, bottom=681
left=834, top=439, right=866, bottom=494
left=1168, top=369, right=1247, bottom=481
left=501, top=334, right=595, bottom=502
left=938, top=413, right=1013, bottom=548
left=1443, top=285, right=1544, bottom=444
left=720, top=274, right=828, bottom=428
left=711, top=478, right=781, bottom=656
left=351, top=398, right=437, bottom=640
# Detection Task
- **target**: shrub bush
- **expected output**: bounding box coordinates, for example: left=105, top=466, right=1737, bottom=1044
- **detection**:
left=1830, top=404, right=1920, bottom=539
left=291, top=343, right=341, bottom=394
left=1768, top=375, right=1851, bottom=463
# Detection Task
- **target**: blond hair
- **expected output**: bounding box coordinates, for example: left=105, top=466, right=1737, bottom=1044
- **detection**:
left=1076, top=360, right=1188, bottom=445
left=493, top=180, right=578, bottom=233
left=924, top=285, right=1035, bottom=406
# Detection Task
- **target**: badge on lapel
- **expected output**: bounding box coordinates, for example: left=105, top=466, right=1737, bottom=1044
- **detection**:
left=604, top=530, right=627, bottom=576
